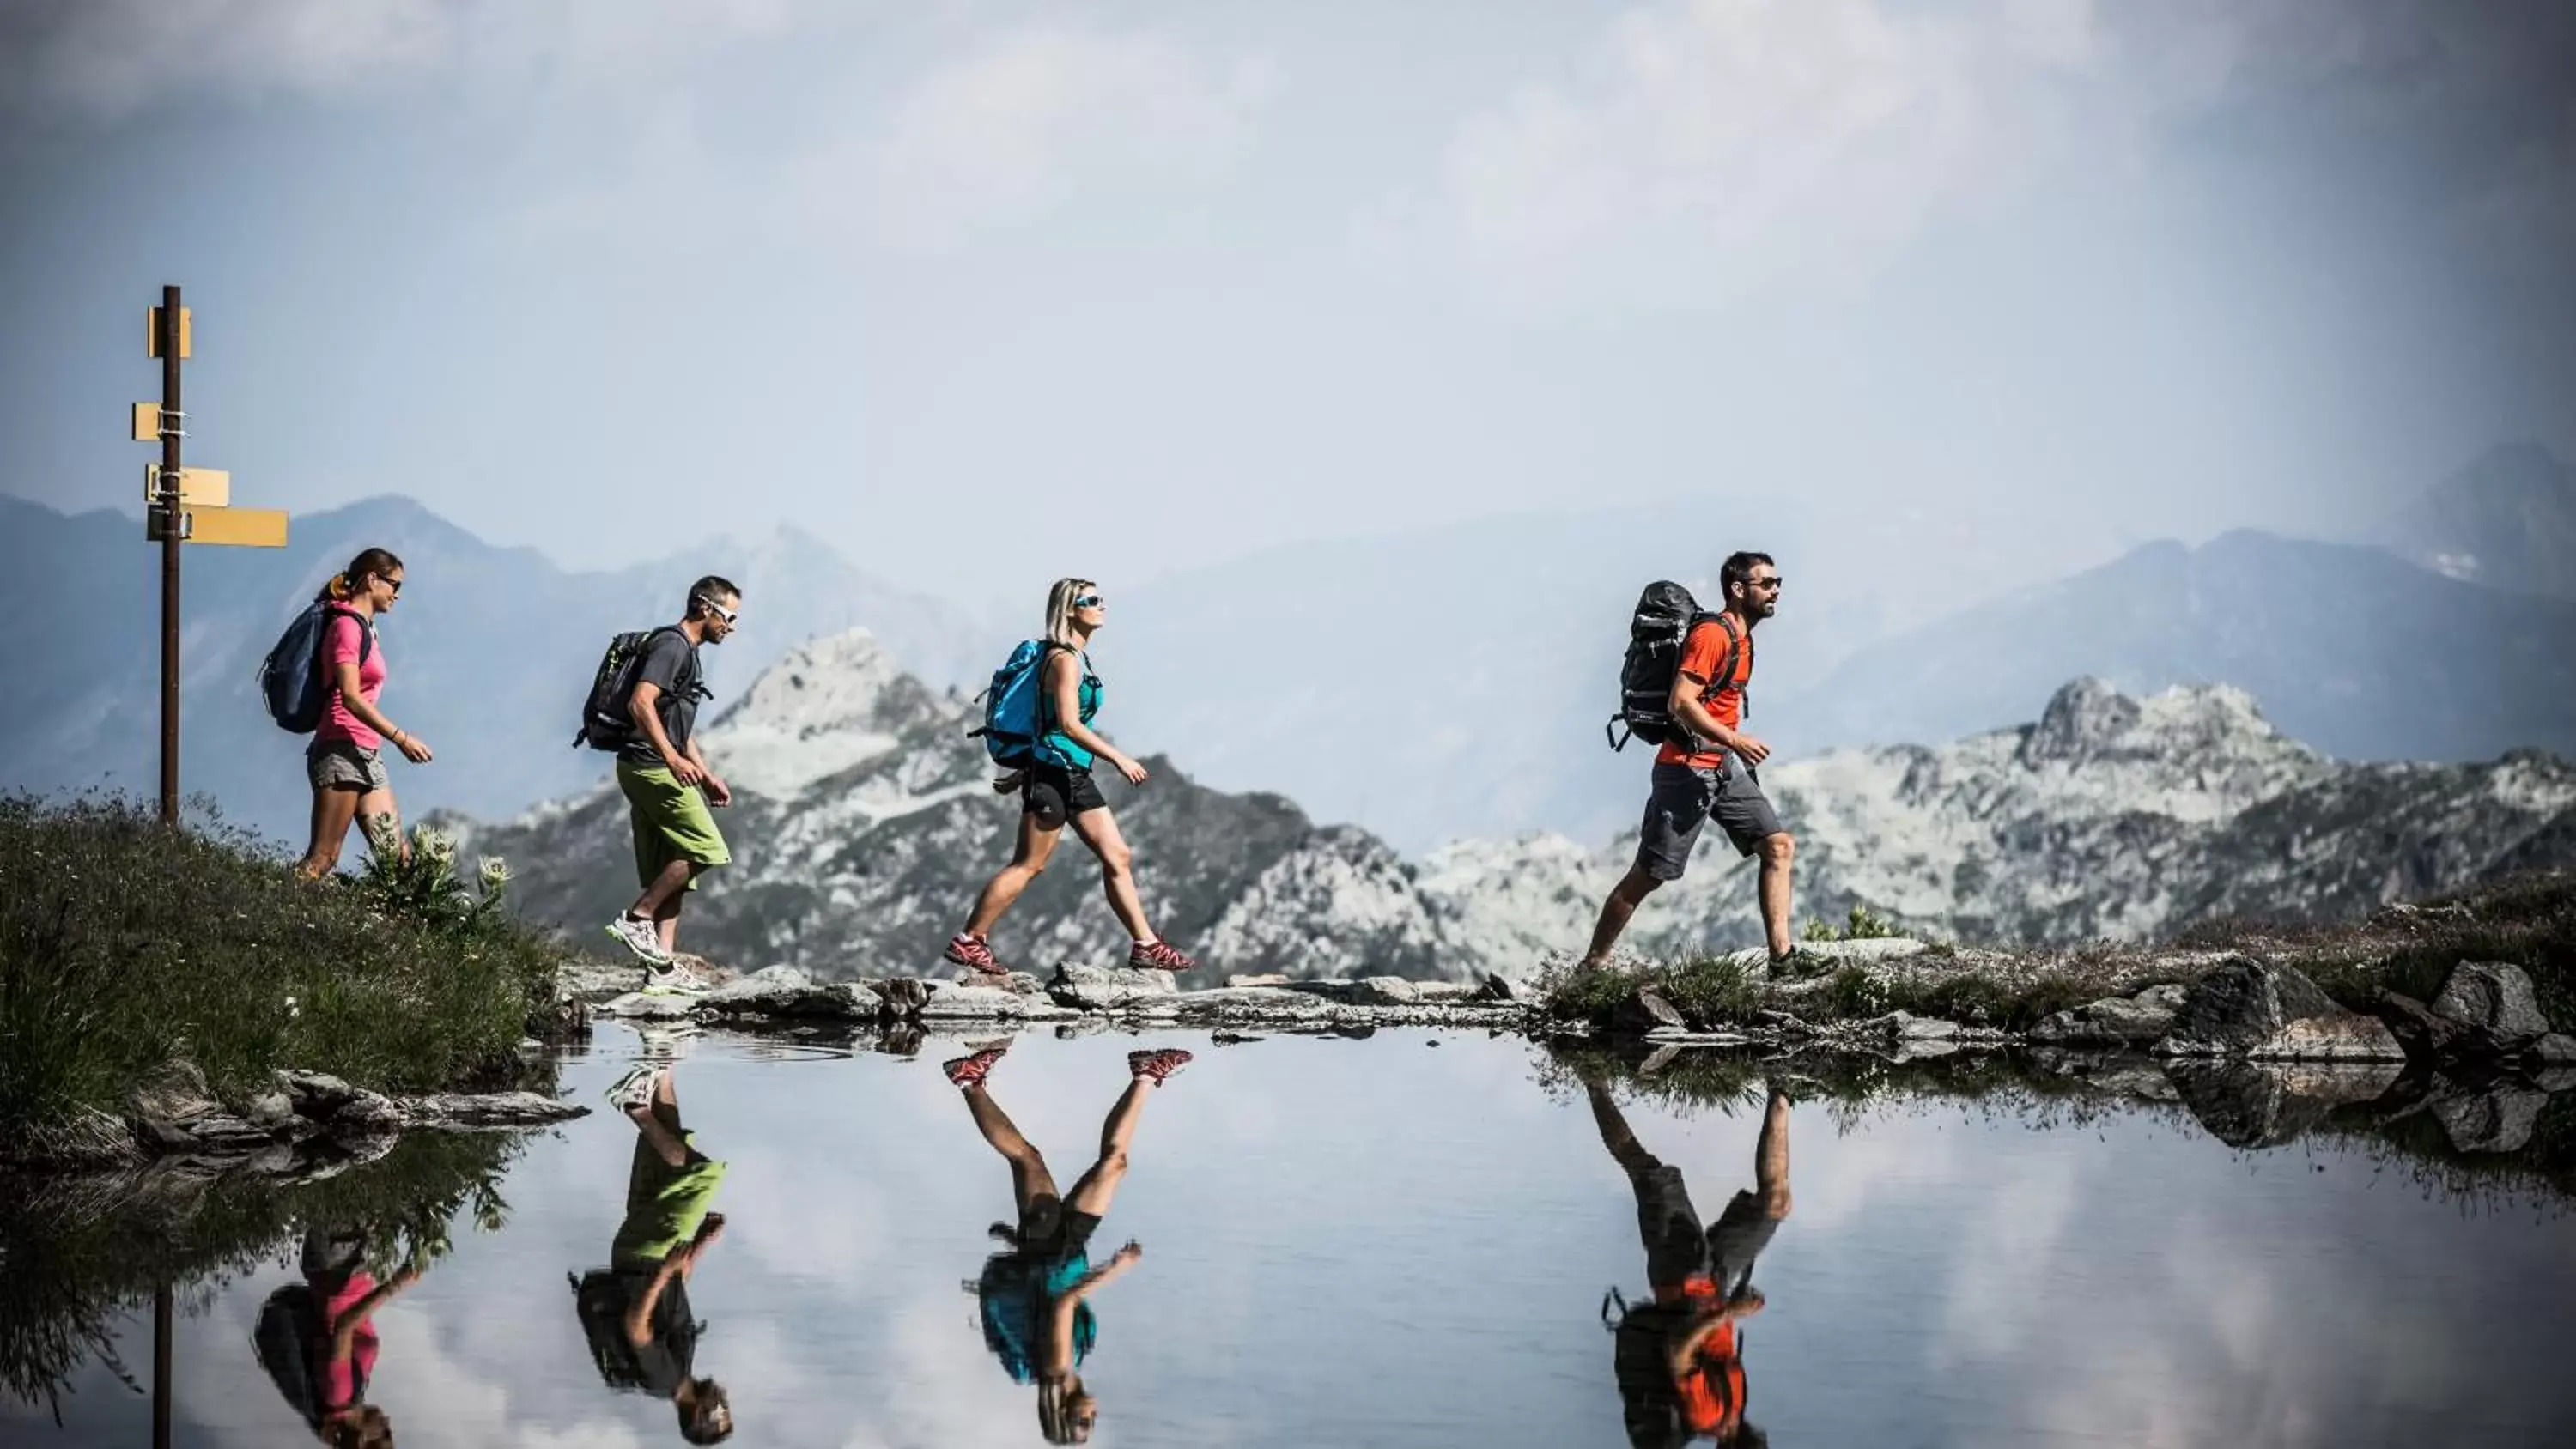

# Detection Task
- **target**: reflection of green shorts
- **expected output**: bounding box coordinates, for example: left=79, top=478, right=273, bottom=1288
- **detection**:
left=616, top=761, right=731, bottom=891
left=612, top=1133, right=727, bottom=1266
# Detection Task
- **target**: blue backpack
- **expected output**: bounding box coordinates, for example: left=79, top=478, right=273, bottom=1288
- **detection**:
left=969, top=640, right=1060, bottom=768
left=259, top=602, right=371, bottom=735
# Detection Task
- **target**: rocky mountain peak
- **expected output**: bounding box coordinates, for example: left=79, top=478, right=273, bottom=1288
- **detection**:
left=702, top=627, right=963, bottom=798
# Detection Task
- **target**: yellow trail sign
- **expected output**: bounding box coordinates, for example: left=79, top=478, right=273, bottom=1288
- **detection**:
left=143, top=465, right=229, bottom=507
left=131, top=402, right=161, bottom=440
left=155, top=506, right=289, bottom=548
left=146, top=306, right=192, bottom=359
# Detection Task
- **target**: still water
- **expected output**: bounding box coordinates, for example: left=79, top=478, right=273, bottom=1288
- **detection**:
left=8, top=1027, right=2573, bottom=1448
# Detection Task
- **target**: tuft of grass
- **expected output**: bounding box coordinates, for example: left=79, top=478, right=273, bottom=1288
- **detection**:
left=0, top=794, right=570, bottom=1143
left=1803, top=903, right=1903, bottom=943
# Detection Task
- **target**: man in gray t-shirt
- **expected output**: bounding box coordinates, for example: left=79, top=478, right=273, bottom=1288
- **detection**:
left=605, top=577, right=742, bottom=986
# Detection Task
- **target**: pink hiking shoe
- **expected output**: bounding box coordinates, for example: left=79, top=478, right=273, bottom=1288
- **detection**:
left=943, top=1045, right=1010, bottom=1089
left=1127, top=1048, right=1194, bottom=1084
left=945, top=933, right=1005, bottom=975
left=1127, top=938, right=1196, bottom=973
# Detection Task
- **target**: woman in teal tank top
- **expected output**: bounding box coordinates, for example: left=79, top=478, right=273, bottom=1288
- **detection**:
left=945, top=578, right=1198, bottom=976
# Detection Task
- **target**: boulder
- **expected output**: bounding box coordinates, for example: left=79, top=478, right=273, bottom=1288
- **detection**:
left=697, top=969, right=875, bottom=1021
left=1226, top=973, right=1292, bottom=989
left=877, top=977, right=934, bottom=1018
left=2031, top=985, right=2184, bottom=1047
left=2532, top=1034, right=2576, bottom=1065
left=1410, top=980, right=1478, bottom=1003
left=1613, top=988, right=1687, bottom=1037
left=399, top=1091, right=588, bottom=1130
left=1165, top=988, right=1335, bottom=1022
left=1479, top=974, right=1532, bottom=1004
left=595, top=991, right=697, bottom=1021
left=2429, top=961, right=2549, bottom=1043
left=2429, top=1084, right=2549, bottom=1155
left=1868, top=1010, right=1959, bottom=1041
left=1347, top=976, right=1421, bottom=1007
left=917, top=982, right=1035, bottom=1018
left=2373, top=991, right=2476, bottom=1060
left=1049, top=963, right=1182, bottom=1012
left=2156, top=956, right=2404, bottom=1061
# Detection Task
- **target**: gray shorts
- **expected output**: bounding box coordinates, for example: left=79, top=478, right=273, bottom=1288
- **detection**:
left=307, top=738, right=390, bottom=793
left=1636, top=761, right=1783, bottom=880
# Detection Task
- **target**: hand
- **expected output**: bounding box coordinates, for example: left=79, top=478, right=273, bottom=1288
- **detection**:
left=1111, top=755, right=1150, bottom=786
left=702, top=773, right=732, bottom=808
left=1111, top=1240, right=1143, bottom=1266
left=390, top=1265, right=424, bottom=1291
left=1728, top=1287, right=1766, bottom=1317
left=392, top=731, right=434, bottom=764
left=665, top=754, right=707, bottom=788
left=695, top=1214, right=727, bottom=1247
left=1729, top=733, right=1771, bottom=767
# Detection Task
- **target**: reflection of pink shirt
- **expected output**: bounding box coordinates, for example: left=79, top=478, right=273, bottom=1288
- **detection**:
left=321, top=1272, right=381, bottom=1412
left=316, top=611, right=386, bottom=750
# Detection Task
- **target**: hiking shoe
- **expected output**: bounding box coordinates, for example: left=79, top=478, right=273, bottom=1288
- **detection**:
left=605, top=913, right=672, bottom=965
left=945, top=934, right=1005, bottom=975
left=642, top=959, right=713, bottom=995
left=1127, top=1048, right=1194, bottom=1084
left=943, top=1044, right=1009, bottom=1089
left=604, top=1062, right=663, bottom=1114
left=1127, top=939, right=1196, bottom=973
left=635, top=1021, right=702, bottom=1061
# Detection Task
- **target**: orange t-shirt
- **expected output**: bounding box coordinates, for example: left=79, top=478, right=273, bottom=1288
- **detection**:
left=1674, top=1319, right=1745, bottom=1437
left=1654, top=616, right=1751, bottom=769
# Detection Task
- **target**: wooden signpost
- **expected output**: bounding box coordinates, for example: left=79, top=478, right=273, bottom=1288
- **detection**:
left=137, top=285, right=289, bottom=826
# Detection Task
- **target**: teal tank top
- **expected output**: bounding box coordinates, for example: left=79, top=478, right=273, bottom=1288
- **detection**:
left=1035, top=649, right=1103, bottom=771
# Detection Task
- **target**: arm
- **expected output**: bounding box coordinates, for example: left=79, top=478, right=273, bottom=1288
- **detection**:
left=687, top=735, right=730, bottom=807
left=628, top=679, right=705, bottom=788
left=623, top=1215, right=724, bottom=1347
left=327, top=625, right=431, bottom=762
left=329, top=1266, right=420, bottom=1355
left=1060, top=1241, right=1142, bottom=1303
left=1048, top=652, right=1145, bottom=785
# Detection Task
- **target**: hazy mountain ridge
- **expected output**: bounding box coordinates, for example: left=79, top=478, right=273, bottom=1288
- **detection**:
left=2371, top=441, right=2576, bottom=599
left=454, top=631, right=2576, bottom=979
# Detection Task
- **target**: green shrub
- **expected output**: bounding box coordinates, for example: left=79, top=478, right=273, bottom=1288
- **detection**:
left=1803, top=904, right=1902, bottom=943
left=0, top=795, right=568, bottom=1137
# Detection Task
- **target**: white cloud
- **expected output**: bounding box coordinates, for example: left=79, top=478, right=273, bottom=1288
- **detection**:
left=858, top=26, right=1275, bottom=244
left=1432, top=0, right=2111, bottom=313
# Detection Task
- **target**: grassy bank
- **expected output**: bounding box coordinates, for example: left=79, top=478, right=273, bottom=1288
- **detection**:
left=0, top=796, right=569, bottom=1149
left=1539, top=870, right=2576, bottom=1035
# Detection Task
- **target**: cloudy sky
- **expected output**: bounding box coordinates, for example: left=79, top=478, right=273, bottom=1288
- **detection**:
left=3, top=0, right=2571, bottom=596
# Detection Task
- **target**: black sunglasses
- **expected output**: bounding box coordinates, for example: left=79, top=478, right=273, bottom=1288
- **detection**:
left=1747, top=577, right=1783, bottom=591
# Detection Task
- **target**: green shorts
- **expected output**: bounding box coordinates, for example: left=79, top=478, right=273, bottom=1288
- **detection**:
left=611, top=1133, right=727, bottom=1266
left=616, top=761, right=731, bottom=890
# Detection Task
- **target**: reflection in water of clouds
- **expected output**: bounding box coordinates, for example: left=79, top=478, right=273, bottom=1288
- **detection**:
left=8, top=1029, right=2576, bottom=1447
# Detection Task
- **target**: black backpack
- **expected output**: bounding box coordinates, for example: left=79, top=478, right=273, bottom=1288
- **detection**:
left=573, top=627, right=686, bottom=751
left=1606, top=581, right=1746, bottom=751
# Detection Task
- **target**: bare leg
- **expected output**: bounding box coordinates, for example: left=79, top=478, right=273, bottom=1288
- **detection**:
left=298, top=786, right=364, bottom=878
left=1753, top=1088, right=1792, bottom=1219
left=1065, top=1076, right=1157, bottom=1217
left=963, top=1084, right=1060, bottom=1212
left=628, top=1067, right=690, bottom=1169
left=1585, top=1079, right=1665, bottom=1175
left=1068, top=807, right=1153, bottom=943
left=627, top=858, right=696, bottom=955
left=353, top=789, right=404, bottom=865
left=1756, top=833, right=1796, bottom=960
left=964, top=814, right=1063, bottom=939
left=1579, top=864, right=1663, bottom=968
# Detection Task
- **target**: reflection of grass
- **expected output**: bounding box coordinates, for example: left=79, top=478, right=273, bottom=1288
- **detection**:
left=0, top=795, right=570, bottom=1149
left=0, top=1132, right=523, bottom=1416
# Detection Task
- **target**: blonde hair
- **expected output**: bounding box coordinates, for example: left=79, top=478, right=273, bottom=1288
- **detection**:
left=1042, top=578, right=1099, bottom=649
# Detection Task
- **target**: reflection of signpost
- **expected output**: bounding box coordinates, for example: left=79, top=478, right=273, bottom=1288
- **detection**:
left=137, top=286, right=289, bottom=825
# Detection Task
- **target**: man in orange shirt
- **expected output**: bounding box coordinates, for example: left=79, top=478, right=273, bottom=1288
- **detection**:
left=1582, top=552, right=1795, bottom=971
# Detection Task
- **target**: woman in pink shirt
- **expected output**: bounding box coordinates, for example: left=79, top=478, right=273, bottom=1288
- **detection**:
left=296, top=548, right=435, bottom=878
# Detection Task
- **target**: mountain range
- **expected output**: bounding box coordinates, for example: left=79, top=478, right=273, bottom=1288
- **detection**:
left=3, top=442, right=2572, bottom=852
left=452, top=628, right=2576, bottom=979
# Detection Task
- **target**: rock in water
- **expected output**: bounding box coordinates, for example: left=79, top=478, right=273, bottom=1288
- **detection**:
left=2429, top=961, right=2549, bottom=1043
left=1048, top=963, right=1182, bottom=1011
left=2430, top=1084, right=2549, bottom=1155
left=2156, top=956, right=2405, bottom=1061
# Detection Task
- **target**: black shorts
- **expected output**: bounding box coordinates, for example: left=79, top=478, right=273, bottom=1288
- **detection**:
left=1631, top=1167, right=1777, bottom=1296
left=1015, top=1197, right=1104, bottom=1263
left=1635, top=761, right=1784, bottom=881
left=1022, top=764, right=1106, bottom=830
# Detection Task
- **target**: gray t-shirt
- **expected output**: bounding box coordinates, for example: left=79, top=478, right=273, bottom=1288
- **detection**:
left=618, top=629, right=706, bottom=765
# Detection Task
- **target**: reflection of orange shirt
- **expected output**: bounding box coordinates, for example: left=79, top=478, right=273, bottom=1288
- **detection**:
left=1655, top=616, right=1753, bottom=769
left=1674, top=1319, right=1745, bottom=1438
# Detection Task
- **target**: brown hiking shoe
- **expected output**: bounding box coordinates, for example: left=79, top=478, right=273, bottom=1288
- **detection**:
left=1127, top=1048, right=1194, bottom=1084
left=943, top=1045, right=1009, bottom=1089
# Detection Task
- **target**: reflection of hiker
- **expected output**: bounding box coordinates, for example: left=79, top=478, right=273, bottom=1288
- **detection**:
left=947, top=579, right=1197, bottom=977
left=569, top=1062, right=733, bottom=1444
left=1584, top=553, right=1795, bottom=971
left=288, top=548, right=435, bottom=880
left=252, top=1227, right=421, bottom=1448
left=598, top=577, right=741, bottom=991
left=945, top=1041, right=1194, bottom=1444
left=1587, top=1079, right=1791, bottom=1449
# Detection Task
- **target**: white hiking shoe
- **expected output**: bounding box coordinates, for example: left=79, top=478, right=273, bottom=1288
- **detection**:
left=642, top=959, right=714, bottom=996
left=605, top=913, right=672, bottom=965
left=604, top=1062, right=663, bottom=1114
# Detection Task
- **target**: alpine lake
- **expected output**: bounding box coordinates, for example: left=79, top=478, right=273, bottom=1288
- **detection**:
left=7, top=1022, right=2574, bottom=1449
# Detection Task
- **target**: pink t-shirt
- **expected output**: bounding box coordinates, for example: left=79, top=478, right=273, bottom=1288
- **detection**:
left=321, top=1271, right=381, bottom=1412
left=316, top=610, right=387, bottom=750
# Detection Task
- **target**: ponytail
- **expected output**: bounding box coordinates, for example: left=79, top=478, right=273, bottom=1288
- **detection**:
left=317, top=548, right=404, bottom=603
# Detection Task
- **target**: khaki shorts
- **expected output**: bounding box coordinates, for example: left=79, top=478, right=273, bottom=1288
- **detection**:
left=616, top=761, right=732, bottom=890
left=307, top=739, right=389, bottom=792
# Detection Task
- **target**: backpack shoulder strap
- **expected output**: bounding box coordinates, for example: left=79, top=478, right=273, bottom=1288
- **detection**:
left=323, top=603, right=374, bottom=668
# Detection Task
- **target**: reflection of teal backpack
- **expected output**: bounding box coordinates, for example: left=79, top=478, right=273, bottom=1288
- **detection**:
left=976, top=1253, right=1096, bottom=1385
